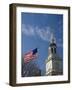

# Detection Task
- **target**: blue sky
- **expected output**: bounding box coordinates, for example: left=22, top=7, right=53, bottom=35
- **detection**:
left=21, top=12, right=63, bottom=75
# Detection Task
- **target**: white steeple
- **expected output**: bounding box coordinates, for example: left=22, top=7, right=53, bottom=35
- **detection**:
left=45, top=33, right=63, bottom=76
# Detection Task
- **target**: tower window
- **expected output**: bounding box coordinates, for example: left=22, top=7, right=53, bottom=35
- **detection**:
left=51, top=48, right=53, bottom=53
left=54, top=48, right=56, bottom=53
left=51, top=48, right=56, bottom=54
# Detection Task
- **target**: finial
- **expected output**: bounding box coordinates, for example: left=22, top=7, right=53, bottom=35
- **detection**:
left=50, top=33, right=56, bottom=44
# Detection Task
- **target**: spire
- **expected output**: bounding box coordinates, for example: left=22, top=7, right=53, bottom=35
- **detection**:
left=49, top=33, right=57, bottom=54
left=50, top=33, right=56, bottom=44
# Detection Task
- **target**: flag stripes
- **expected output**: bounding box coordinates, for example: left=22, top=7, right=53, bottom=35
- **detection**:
left=23, top=48, right=38, bottom=63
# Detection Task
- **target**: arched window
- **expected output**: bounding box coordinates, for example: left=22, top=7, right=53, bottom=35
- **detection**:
left=51, top=47, right=56, bottom=54
left=51, top=48, right=53, bottom=53
left=54, top=48, right=56, bottom=53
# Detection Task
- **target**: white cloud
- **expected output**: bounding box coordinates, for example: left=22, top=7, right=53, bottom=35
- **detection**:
left=22, top=24, right=35, bottom=36
left=22, top=24, right=63, bottom=48
left=36, top=27, right=52, bottom=41
left=22, top=24, right=52, bottom=42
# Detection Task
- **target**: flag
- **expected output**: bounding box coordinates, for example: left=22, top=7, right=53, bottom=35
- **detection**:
left=24, top=48, right=38, bottom=63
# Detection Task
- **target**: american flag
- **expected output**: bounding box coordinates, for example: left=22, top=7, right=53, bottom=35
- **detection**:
left=24, top=48, right=38, bottom=63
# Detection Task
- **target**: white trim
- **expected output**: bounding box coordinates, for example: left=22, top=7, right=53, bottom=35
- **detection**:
left=16, top=6, right=68, bottom=84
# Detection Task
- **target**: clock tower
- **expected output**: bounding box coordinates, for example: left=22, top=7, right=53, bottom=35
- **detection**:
left=46, top=34, right=63, bottom=75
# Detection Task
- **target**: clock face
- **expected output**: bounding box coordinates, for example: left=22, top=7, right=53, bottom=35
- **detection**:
left=46, top=60, right=52, bottom=72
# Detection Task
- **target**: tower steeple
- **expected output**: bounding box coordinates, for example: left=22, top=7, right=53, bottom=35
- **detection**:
left=45, top=33, right=63, bottom=76
left=49, top=33, right=57, bottom=55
